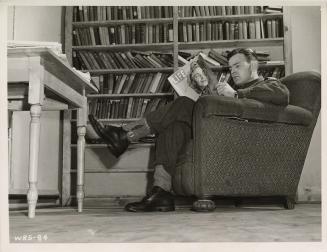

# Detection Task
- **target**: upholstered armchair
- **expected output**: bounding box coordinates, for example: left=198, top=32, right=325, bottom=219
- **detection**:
left=173, top=71, right=321, bottom=210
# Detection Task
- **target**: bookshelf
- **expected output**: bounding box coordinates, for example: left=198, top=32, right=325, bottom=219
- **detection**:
left=63, top=5, right=292, bottom=200
left=64, top=5, right=291, bottom=125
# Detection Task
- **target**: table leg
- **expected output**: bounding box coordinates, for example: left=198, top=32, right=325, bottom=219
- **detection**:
left=27, top=104, right=42, bottom=218
left=76, top=125, right=86, bottom=212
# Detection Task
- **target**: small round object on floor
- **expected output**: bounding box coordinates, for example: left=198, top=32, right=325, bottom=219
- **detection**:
left=284, top=197, right=295, bottom=210
left=192, top=199, right=216, bottom=212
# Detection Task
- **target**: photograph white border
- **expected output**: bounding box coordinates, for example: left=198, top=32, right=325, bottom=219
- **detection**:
left=0, top=0, right=326, bottom=251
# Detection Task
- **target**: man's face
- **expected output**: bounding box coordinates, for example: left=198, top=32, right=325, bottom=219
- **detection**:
left=228, top=53, right=253, bottom=86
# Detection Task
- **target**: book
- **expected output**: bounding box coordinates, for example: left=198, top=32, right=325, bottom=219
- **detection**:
left=249, top=20, right=256, bottom=39
left=255, top=18, right=261, bottom=39
left=208, top=49, right=228, bottom=65
left=142, top=73, right=155, bottom=93
left=242, top=20, right=248, bottom=39
left=271, top=19, right=276, bottom=38
left=149, top=72, right=163, bottom=93
left=267, top=20, right=272, bottom=38
left=116, top=74, right=129, bottom=94
left=199, top=52, right=221, bottom=66
left=263, top=6, right=283, bottom=13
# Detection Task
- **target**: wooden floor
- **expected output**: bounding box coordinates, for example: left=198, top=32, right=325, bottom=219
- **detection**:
left=9, top=203, right=321, bottom=243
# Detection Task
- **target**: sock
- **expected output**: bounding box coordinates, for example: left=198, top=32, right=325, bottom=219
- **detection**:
left=153, top=164, right=172, bottom=192
left=122, top=118, right=152, bottom=142
left=122, top=118, right=148, bottom=131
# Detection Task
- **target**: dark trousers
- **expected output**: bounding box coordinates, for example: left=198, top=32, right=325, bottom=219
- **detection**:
left=145, top=97, right=195, bottom=176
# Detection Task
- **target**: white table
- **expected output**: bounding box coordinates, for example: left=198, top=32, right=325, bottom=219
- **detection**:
left=7, top=47, right=97, bottom=218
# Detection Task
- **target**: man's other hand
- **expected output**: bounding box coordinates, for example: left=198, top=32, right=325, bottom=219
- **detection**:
left=215, top=82, right=237, bottom=98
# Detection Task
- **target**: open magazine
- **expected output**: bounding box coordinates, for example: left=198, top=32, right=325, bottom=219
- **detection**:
left=168, top=55, right=229, bottom=101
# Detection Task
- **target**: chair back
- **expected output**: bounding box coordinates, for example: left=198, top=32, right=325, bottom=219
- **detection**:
left=280, top=71, right=321, bottom=127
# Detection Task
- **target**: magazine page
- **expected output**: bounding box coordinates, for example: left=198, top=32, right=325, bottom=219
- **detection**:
left=168, top=56, right=202, bottom=101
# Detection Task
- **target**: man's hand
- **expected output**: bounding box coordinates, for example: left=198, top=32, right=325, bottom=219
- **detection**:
left=215, top=82, right=237, bottom=98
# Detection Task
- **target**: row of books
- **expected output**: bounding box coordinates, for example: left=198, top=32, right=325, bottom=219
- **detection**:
left=73, top=6, right=174, bottom=22
left=87, top=66, right=284, bottom=95
left=73, top=50, right=179, bottom=70
left=217, top=67, right=284, bottom=83
left=90, top=73, right=173, bottom=94
left=188, top=49, right=271, bottom=68
left=74, top=46, right=276, bottom=71
left=73, top=6, right=282, bottom=22
left=87, top=65, right=284, bottom=119
left=89, top=97, right=171, bottom=119
left=258, top=67, right=285, bottom=79
left=205, top=49, right=271, bottom=65
left=73, top=23, right=174, bottom=46
left=178, top=6, right=282, bottom=17
left=73, top=18, right=282, bottom=46
left=178, top=18, right=282, bottom=42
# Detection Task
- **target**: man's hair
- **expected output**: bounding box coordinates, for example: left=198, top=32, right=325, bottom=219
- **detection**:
left=227, top=48, right=258, bottom=62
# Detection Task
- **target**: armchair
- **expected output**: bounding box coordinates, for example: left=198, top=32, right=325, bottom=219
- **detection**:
left=173, top=71, right=321, bottom=210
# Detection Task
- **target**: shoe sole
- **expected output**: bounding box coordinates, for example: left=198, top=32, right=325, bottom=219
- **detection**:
left=153, top=206, right=175, bottom=212
left=125, top=205, right=175, bottom=212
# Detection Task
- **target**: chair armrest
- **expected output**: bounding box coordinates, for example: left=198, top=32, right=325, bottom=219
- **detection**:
left=194, top=95, right=313, bottom=126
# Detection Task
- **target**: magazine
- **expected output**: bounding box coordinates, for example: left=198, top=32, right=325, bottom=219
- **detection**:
left=168, top=55, right=217, bottom=101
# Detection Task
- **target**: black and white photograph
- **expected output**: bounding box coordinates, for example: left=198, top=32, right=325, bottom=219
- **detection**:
left=0, top=1, right=325, bottom=252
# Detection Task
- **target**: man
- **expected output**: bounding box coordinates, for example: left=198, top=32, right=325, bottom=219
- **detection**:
left=88, top=48, right=290, bottom=212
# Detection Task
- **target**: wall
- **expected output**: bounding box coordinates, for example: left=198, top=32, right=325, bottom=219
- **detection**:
left=7, top=6, right=63, bottom=196
left=7, top=6, right=62, bottom=42
left=288, top=6, right=321, bottom=202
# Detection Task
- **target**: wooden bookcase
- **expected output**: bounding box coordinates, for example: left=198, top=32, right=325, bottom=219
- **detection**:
left=64, top=5, right=292, bottom=125
left=63, top=5, right=292, bottom=199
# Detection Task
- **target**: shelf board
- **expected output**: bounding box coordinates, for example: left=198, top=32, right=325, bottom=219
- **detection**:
left=72, top=17, right=174, bottom=27
left=98, top=118, right=144, bottom=123
left=178, top=13, right=283, bottom=23
left=178, top=38, right=284, bottom=50
left=70, top=168, right=154, bottom=173
left=70, top=118, right=143, bottom=123
left=73, top=39, right=283, bottom=52
left=83, top=67, right=174, bottom=75
left=71, top=142, right=155, bottom=148
left=87, top=92, right=174, bottom=98
left=82, top=62, right=284, bottom=75
left=72, top=43, right=174, bottom=51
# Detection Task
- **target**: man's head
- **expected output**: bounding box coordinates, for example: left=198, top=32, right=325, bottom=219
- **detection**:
left=227, top=48, right=259, bottom=86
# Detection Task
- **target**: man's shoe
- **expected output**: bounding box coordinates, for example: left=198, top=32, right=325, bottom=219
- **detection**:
left=125, top=186, right=175, bottom=212
left=88, top=114, right=130, bottom=157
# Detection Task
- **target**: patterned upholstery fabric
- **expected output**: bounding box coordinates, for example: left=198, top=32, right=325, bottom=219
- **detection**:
left=173, top=71, right=321, bottom=200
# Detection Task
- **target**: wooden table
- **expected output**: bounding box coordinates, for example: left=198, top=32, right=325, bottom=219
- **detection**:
left=7, top=47, right=98, bottom=218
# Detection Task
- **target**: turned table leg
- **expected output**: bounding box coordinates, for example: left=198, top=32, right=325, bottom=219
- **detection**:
left=76, top=125, right=86, bottom=212
left=27, top=104, right=42, bottom=218
left=76, top=96, right=87, bottom=213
